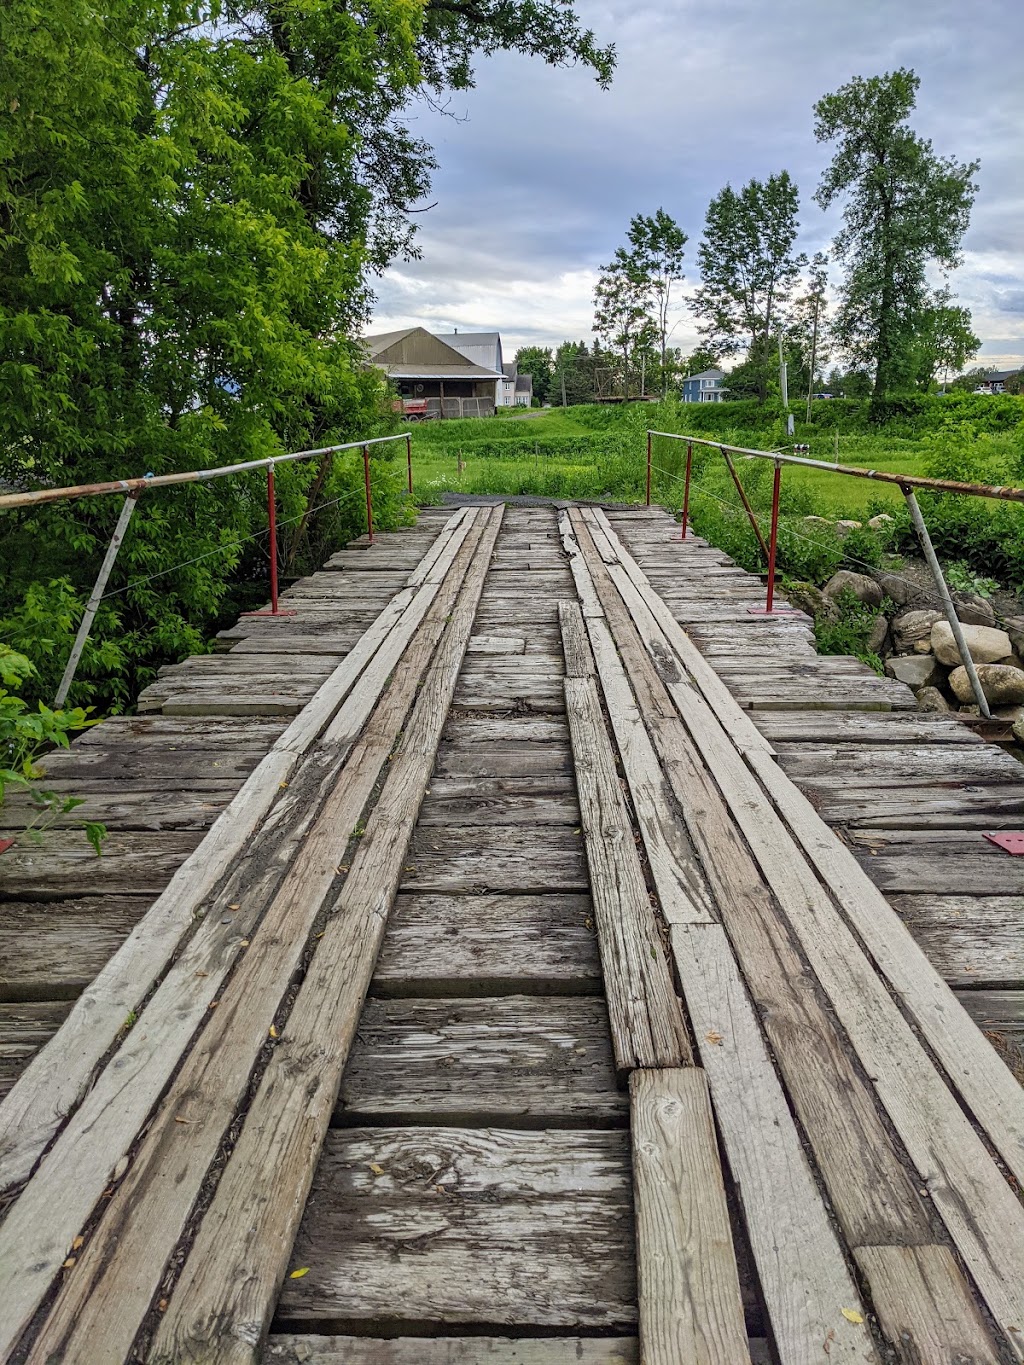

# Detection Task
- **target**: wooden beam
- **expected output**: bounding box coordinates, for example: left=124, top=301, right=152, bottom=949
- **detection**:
left=630, top=1069, right=748, bottom=1365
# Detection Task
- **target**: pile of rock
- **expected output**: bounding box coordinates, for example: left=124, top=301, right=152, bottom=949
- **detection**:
left=807, top=566, right=1024, bottom=730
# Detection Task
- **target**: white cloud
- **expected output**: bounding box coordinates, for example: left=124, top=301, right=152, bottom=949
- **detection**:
left=369, top=0, right=1023, bottom=368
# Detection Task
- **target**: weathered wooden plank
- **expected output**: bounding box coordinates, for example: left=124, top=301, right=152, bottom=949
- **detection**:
left=853, top=1246, right=1002, bottom=1365
left=417, top=793, right=579, bottom=826
left=140, top=510, right=505, bottom=1365
left=442, top=716, right=566, bottom=745
left=72, top=714, right=289, bottom=748
left=467, top=635, right=526, bottom=654
left=336, top=996, right=625, bottom=1124
left=28, top=745, right=267, bottom=783
left=0, top=898, right=151, bottom=1001
left=670, top=925, right=875, bottom=1365
left=0, top=1003, right=73, bottom=1099
left=809, top=784, right=1024, bottom=828
left=0, top=509, right=476, bottom=1200
left=560, top=598, right=596, bottom=678
left=571, top=530, right=936, bottom=1252
left=272, top=1127, right=637, bottom=1330
left=563, top=672, right=690, bottom=1073
left=0, top=785, right=238, bottom=832
left=779, top=745, right=1024, bottom=786
left=630, top=1069, right=748, bottom=1365
left=265, top=1337, right=641, bottom=1364
left=434, top=744, right=572, bottom=777
left=372, top=893, right=601, bottom=996
left=849, top=829, right=1024, bottom=894
left=401, top=826, right=588, bottom=894
left=0, top=513, right=492, bottom=1356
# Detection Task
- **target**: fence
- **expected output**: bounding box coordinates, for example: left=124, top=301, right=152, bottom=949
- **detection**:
left=1, top=433, right=414, bottom=706
left=645, top=429, right=1024, bottom=721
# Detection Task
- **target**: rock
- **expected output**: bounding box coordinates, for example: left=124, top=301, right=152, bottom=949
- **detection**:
left=822, top=570, right=883, bottom=608
left=834, top=519, right=862, bottom=536
left=949, top=663, right=1024, bottom=706
left=802, top=515, right=831, bottom=527
left=993, top=704, right=1024, bottom=722
left=892, top=608, right=941, bottom=655
left=868, top=513, right=895, bottom=530
left=996, top=652, right=1024, bottom=673
left=886, top=654, right=941, bottom=689
left=916, top=686, right=950, bottom=713
left=1013, top=715, right=1024, bottom=745
left=930, top=620, right=1012, bottom=667
left=873, top=571, right=930, bottom=608
left=866, top=614, right=889, bottom=655
left=783, top=580, right=830, bottom=620
left=1003, top=615, right=1024, bottom=655
left=953, top=592, right=996, bottom=627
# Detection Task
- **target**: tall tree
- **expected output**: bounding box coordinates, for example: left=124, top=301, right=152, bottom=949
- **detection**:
left=593, top=256, right=649, bottom=400
left=514, top=346, right=552, bottom=404
left=813, top=68, right=978, bottom=402
left=910, top=289, right=980, bottom=390
left=623, top=210, right=687, bottom=396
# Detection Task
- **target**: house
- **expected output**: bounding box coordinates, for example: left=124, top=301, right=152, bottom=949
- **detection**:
left=498, top=361, right=533, bottom=408
left=973, top=369, right=1021, bottom=395
left=362, top=327, right=504, bottom=418
left=436, top=332, right=514, bottom=410
left=681, top=368, right=727, bottom=403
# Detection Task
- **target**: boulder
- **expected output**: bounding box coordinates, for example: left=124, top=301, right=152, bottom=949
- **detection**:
left=866, top=614, right=889, bottom=655
left=822, top=570, right=883, bottom=609
left=873, top=571, right=930, bottom=608
left=886, top=654, right=941, bottom=689
left=930, top=620, right=1012, bottom=667
left=993, top=704, right=1024, bottom=722
left=834, top=519, right=862, bottom=536
left=916, top=686, right=951, bottom=713
left=1003, top=615, right=1024, bottom=655
left=802, top=515, right=831, bottom=527
left=949, top=663, right=1024, bottom=706
left=953, top=592, right=996, bottom=627
left=867, top=513, right=895, bottom=530
left=996, top=652, right=1024, bottom=673
left=1013, top=715, right=1024, bottom=745
left=892, top=608, right=941, bottom=655
left=783, top=581, right=830, bottom=620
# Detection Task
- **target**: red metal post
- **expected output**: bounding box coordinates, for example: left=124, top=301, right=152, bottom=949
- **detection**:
left=406, top=434, right=413, bottom=495
left=681, top=441, right=693, bottom=539
left=765, top=458, right=782, bottom=613
left=363, top=443, right=374, bottom=542
left=267, top=464, right=280, bottom=614
left=645, top=431, right=652, bottom=506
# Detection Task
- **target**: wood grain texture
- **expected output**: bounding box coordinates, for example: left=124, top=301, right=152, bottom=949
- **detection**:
left=630, top=1069, right=748, bottom=1365
left=670, top=924, right=876, bottom=1365
left=891, top=896, right=1024, bottom=987
left=853, top=1246, right=1002, bottom=1365
left=1, top=512, right=485, bottom=1360
left=265, top=1338, right=640, bottom=1364
left=0, top=510, right=471, bottom=1199
left=273, top=1127, right=637, bottom=1331
left=0, top=898, right=150, bottom=1001
left=562, top=672, right=690, bottom=1072
left=144, top=509, right=504, bottom=1365
left=337, top=995, right=625, bottom=1124
left=371, top=893, right=602, bottom=995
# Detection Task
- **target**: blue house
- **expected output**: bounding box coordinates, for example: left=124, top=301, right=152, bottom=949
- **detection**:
left=681, top=368, right=727, bottom=403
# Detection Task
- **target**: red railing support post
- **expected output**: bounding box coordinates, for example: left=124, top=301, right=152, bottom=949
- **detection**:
left=645, top=431, right=652, bottom=506
left=406, top=434, right=413, bottom=495
left=681, top=441, right=693, bottom=540
left=363, top=443, right=374, bottom=542
left=267, top=464, right=280, bottom=615
left=765, top=458, right=782, bottom=613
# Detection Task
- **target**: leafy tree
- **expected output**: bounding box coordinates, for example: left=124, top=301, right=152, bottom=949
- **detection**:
left=550, top=340, right=608, bottom=406
left=909, top=289, right=980, bottom=390
left=692, top=172, right=806, bottom=398
left=514, top=346, right=553, bottom=404
left=593, top=257, right=649, bottom=400
left=0, top=0, right=613, bottom=709
left=622, top=210, right=687, bottom=396
left=680, top=346, right=720, bottom=378
left=813, top=68, right=979, bottom=402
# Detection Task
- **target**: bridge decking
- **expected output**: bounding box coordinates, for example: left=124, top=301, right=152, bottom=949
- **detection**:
left=0, top=501, right=1021, bottom=1364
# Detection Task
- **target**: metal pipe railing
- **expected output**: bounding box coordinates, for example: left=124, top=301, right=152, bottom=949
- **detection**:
left=647, top=428, right=1024, bottom=719
left=2, top=432, right=413, bottom=705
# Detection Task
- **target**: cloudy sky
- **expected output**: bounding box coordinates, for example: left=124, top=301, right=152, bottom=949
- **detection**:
left=369, top=0, right=1023, bottom=372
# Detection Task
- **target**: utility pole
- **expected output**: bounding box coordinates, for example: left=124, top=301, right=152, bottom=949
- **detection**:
left=806, top=290, right=821, bottom=425
left=561, top=368, right=567, bottom=408
left=778, top=335, right=794, bottom=436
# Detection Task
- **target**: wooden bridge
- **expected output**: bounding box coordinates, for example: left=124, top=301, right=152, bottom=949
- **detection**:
left=1, top=501, right=1022, bottom=1364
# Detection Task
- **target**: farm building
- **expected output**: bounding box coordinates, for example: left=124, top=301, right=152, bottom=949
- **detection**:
left=363, top=327, right=504, bottom=418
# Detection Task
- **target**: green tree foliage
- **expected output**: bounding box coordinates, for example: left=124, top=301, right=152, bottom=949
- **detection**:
left=813, top=68, right=979, bottom=403
left=909, top=289, right=980, bottom=390
left=514, top=346, right=553, bottom=404
left=692, top=172, right=805, bottom=399
left=623, top=210, right=687, bottom=396
left=593, top=254, right=649, bottom=400
left=0, top=0, right=613, bottom=709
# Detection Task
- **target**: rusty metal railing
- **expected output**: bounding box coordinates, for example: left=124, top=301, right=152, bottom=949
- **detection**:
left=1, top=433, right=414, bottom=706
left=645, top=430, right=1024, bottom=720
